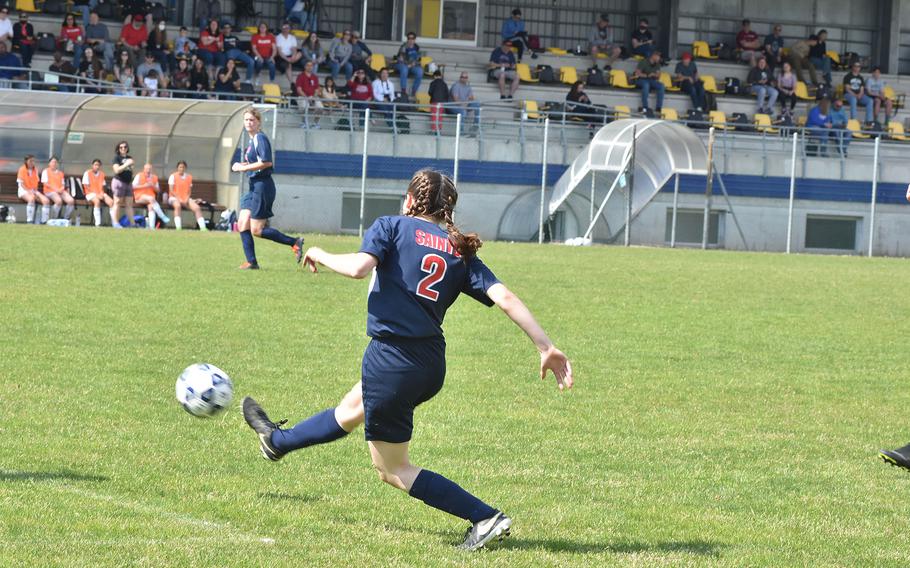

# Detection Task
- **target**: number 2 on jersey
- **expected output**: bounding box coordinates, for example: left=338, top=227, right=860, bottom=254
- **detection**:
left=416, top=254, right=447, bottom=302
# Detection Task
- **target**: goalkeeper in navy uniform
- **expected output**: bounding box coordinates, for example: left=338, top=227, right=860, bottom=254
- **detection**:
left=242, top=169, right=573, bottom=551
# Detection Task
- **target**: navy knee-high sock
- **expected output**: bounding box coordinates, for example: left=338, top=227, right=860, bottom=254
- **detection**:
left=259, top=227, right=297, bottom=246
left=408, top=469, right=497, bottom=523
left=240, top=230, right=257, bottom=263
left=270, top=408, right=349, bottom=452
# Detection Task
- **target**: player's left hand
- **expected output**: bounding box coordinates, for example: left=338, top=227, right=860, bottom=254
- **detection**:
left=231, top=162, right=246, bottom=173
left=540, top=345, right=573, bottom=391
left=302, top=247, right=325, bottom=273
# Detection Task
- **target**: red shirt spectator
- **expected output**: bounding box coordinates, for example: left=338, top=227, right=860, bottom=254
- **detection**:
left=347, top=78, right=372, bottom=101
left=199, top=21, right=223, bottom=54
left=120, top=16, right=147, bottom=48
left=60, top=15, right=83, bottom=46
left=295, top=70, right=318, bottom=96
left=251, top=31, right=276, bottom=59
left=736, top=28, right=758, bottom=50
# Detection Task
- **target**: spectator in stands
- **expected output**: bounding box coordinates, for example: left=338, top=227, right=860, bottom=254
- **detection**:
left=12, top=12, right=35, bottom=68
left=501, top=8, right=533, bottom=63
left=301, top=32, right=323, bottom=69
left=119, top=14, right=148, bottom=68
left=197, top=19, right=225, bottom=76
left=220, top=23, right=254, bottom=83
left=396, top=31, right=423, bottom=99
left=777, top=61, right=797, bottom=118
left=566, top=80, right=600, bottom=131
left=0, top=40, right=25, bottom=88
left=630, top=18, right=654, bottom=59
left=489, top=39, right=519, bottom=100
left=829, top=98, right=851, bottom=157
left=371, top=66, right=396, bottom=128
left=808, top=29, right=832, bottom=85
left=147, top=19, right=171, bottom=73
left=17, top=155, right=48, bottom=224
left=170, top=57, right=191, bottom=96
left=589, top=13, right=620, bottom=68
left=319, top=76, right=342, bottom=110
left=632, top=49, right=664, bottom=113
left=214, top=57, right=241, bottom=100
left=806, top=98, right=832, bottom=156
left=448, top=71, right=480, bottom=130
left=174, top=26, right=197, bottom=62
left=0, top=6, right=12, bottom=47
left=275, top=23, right=302, bottom=84
left=59, top=13, right=86, bottom=70
left=78, top=46, right=105, bottom=92
left=763, top=23, right=784, bottom=71
left=111, top=141, right=136, bottom=227
left=347, top=67, right=373, bottom=124
left=115, top=63, right=137, bottom=96
left=72, top=0, right=93, bottom=28
left=843, top=61, right=873, bottom=126
left=427, top=69, right=448, bottom=132
left=41, top=156, right=75, bottom=222
left=748, top=56, right=777, bottom=115
left=866, top=66, right=892, bottom=125
left=82, top=158, right=114, bottom=226
left=196, top=0, right=222, bottom=32
left=350, top=31, right=374, bottom=80
left=295, top=59, right=322, bottom=128
left=49, top=51, right=77, bottom=93
left=133, top=163, right=170, bottom=229
left=85, top=11, right=114, bottom=71
left=167, top=161, right=207, bottom=230
left=137, top=51, right=168, bottom=90
left=674, top=51, right=705, bottom=111
left=787, top=36, right=819, bottom=86
left=328, top=29, right=353, bottom=83
left=141, top=68, right=163, bottom=97
left=190, top=56, right=210, bottom=97
left=736, top=19, right=760, bottom=67
left=114, top=49, right=132, bottom=88
left=251, top=22, right=277, bottom=82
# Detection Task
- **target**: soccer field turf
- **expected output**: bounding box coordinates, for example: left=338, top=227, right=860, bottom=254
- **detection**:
left=1, top=224, right=909, bottom=567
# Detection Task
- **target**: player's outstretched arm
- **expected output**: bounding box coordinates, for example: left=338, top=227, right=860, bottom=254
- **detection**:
left=486, top=282, right=573, bottom=390
left=302, top=246, right=378, bottom=279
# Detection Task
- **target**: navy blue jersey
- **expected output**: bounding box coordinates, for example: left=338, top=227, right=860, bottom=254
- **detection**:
left=244, top=133, right=273, bottom=179
left=359, top=216, right=501, bottom=339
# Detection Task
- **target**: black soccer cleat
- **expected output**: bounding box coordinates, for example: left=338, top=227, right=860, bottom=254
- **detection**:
left=242, top=397, right=286, bottom=461
left=457, top=511, right=512, bottom=551
left=293, top=237, right=305, bottom=265
left=880, top=444, right=910, bottom=471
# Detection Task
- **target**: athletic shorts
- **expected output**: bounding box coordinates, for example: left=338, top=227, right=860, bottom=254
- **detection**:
left=239, top=177, right=276, bottom=220
left=111, top=178, right=133, bottom=198
left=84, top=193, right=104, bottom=202
left=361, top=336, right=446, bottom=443
left=17, top=188, right=36, bottom=199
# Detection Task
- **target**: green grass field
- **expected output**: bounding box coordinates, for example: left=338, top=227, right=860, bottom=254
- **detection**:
left=1, top=224, right=910, bottom=567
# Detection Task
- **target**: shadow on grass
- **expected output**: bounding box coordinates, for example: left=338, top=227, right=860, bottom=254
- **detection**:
left=500, top=537, right=722, bottom=557
left=256, top=491, right=320, bottom=503
left=0, top=469, right=109, bottom=483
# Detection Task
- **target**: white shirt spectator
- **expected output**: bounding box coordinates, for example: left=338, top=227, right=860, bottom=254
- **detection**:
left=0, top=13, right=13, bottom=44
left=275, top=32, right=297, bottom=57
left=372, top=77, right=395, bottom=102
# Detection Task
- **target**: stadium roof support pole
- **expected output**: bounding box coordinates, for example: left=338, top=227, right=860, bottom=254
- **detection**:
left=582, top=153, right=633, bottom=240
left=589, top=172, right=596, bottom=225
left=702, top=127, right=715, bottom=250
left=786, top=131, right=798, bottom=254
left=868, top=135, right=881, bottom=257
left=453, top=113, right=462, bottom=188
left=625, top=124, right=636, bottom=247
left=670, top=173, right=680, bottom=248
left=359, top=108, right=371, bottom=238
left=538, top=117, right=550, bottom=244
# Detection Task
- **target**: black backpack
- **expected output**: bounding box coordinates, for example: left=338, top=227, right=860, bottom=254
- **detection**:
left=731, top=112, right=751, bottom=131
left=717, top=43, right=735, bottom=61
left=37, top=33, right=56, bottom=53
left=148, top=2, right=167, bottom=23
left=536, top=65, right=556, bottom=84
left=815, top=83, right=832, bottom=100
left=686, top=109, right=706, bottom=128
left=724, top=77, right=741, bottom=95
left=586, top=66, right=606, bottom=87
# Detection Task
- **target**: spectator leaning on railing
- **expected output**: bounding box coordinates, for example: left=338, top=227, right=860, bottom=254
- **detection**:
left=85, top=11, right=114, bottom=71
left=251, top=22, right=277, bottom=82
left=589, top=13, right=621, bottom=69
left=489, top=39, right=519, bottom=100
left=747, top=56, right=777, bottom=115
left=222, top=23, right=254, bottom=82
left=0, top=40, right=26, bottom=88
left=12, top=11, right=35, bottom=67
left=501, top=8, right=533, bottom=63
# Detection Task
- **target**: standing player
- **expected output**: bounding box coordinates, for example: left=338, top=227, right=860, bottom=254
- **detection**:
left=82, top=159, right=114, bottom=227
left=231, top=108, right=303, bottom=269
left=41, top=156, right=75, bottom=222
left=167, top=161, right=208, bottom=231
left=17, top=155, right=49, bottom=224
left=111, top=141, right=136, bottom=228
left=242, top=169, right=573, bottom=551
left=132, top=163, right=170, bottom=229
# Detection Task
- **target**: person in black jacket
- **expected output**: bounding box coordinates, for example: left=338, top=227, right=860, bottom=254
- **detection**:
left=566, top=80, right=601, bottom=130
left=427, top=70, right=448, bottom=132
left=12, top=12, right=35, bottom=67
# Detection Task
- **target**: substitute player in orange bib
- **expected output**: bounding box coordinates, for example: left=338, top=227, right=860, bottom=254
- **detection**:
left=132, top=163, right=171, bottom=229
left=41, top=156, right=75, bottom=223
left=166, top=161, right=207, bottom=230
left=82, top=159, right=115, bottom=226
left=17, top=155, right=49, bottom=224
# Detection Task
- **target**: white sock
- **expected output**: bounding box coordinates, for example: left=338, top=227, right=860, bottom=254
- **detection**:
left=41, top=205, right=50, bottom=223
left=110, top=209, right=119, bottom=226
left=63, top=204, right=74, bottom=219
left=148, top=210, right=156, bottom=229
left=51, top=203, right=61, bottom=218
left=196, top=217, right=206, bottom=230
left=152, top=201, right=168, bottom=220
left=174, top=216, right=182, bottom=230
left=26, top=203, right=35, bottom=223
left=93, top=207, right=101, bottom=226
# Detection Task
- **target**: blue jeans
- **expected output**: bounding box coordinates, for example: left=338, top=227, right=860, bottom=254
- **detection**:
left=751, top=84, right=778, bottom=112
left=809, top=56, right=832, bottom=84
left=255, top=57, right=276, bottom=81
left=329, top=60, right=353, bottom=82
left=635, top=78, right=664, bottom=110
left=74, top=0, right=98, bottom=27
left=396, top=63, right=423, bottom=95
left=225, top=48, right=254, bottom=80
left=446, top=101, right=481, bottom=126
left=633, top=44, right=654, bottom=58
left=197, top=50, right=225, bottom=69
left=845, top=92, right=873, bottom=123
left=680, top=79, right=705, bottom=109
left=71, top=43, right=85, bottom=70
left=831, top=128, right=851, bottom=155
left=809, top=128, right=830, bottom=155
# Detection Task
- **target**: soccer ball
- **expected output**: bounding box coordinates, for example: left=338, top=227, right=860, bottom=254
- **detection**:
left=175, top=363, right=234, bottom=417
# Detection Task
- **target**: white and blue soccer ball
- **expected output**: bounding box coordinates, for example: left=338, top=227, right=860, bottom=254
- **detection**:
left=175, top=363, right=234, bottom=417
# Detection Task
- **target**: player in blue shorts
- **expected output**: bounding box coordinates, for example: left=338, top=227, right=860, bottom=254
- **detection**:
left=231, top=108, right=304, bottom=269
left=242, top=169, right=573, bottom=551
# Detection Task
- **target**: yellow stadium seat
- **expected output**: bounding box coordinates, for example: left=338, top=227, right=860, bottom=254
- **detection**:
left=701, top=75, right=724, bottom=94
left=524, top=100, right=540, bottom=120
left=243, top=26, right=258, bottom=34
left=262, top=83, right=284, bottom=105
left=709, top=110, right=734, bottom=130
left=420, top=56, right=433, bottom=68
left=546, top=47, right=568, bottom=55
left=795, top=81, right=813, bottom=101
left=847, top=119, right=871, bottom=139
left=835, top=84, right=844, bottom=99
left=660, top=107, right=679, bottom=121
left=291, top=30, right=310, bottom=39
left=754, top=113, right=779, bottom=134
left=888, top=121, right=910, bottom=141
left=516, top=63, right=539, bottom=83
left=797, top=115, right=807, bottom=127
left=559, top=66, right=578, bottom=85
left=370, top=53, right=386, bottom=73
left=826, top=50, right=841, bottom=66
left=692, top=41, right=717, bottom=59
left=780, top=47, right=790, bottom=58
left=609, top=69, right=634, bottom=89
left=632, top=54, right=644, bottom=61
left=884, top=85, right=905, bottom=110
left=16, top=0, right=40, bottom=11
left=659, top=71, right=680, bottom=92
left=415, top=92, right=431, bottom=112
left=613, top=105, right=631, bottom=119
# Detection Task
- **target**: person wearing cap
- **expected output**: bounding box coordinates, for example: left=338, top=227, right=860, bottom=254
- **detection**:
left=118, top=14, right=148, bottom=67
left=0, top=6, right=13, bottom=47
left=489, top=39, right=519, bottom=100
left=501, top=8, right=533, bottom=62
left=630, top=18, right=654, bottom=59
left=632, top=49, right=664, bottom=113
left=222, top=23, right=255, bottom=82
left=589, top=14, right=620, bottom=68
left=11, top=11, right=34, bottom=67
left=674, top=52, right=705, bottom=111
left=736, top=19, right=760, bottom=67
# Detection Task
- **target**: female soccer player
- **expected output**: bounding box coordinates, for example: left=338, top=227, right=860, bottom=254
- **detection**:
left=243, top=169, right=573, bottom=551
left=111, top=141, right=136, bottom=228
left=82, top=159, right=114, bottom=226
left=17, top=155, right=49, bottom=224
left=167, top=161, right=207, bottom=230
left=231, top=108, right=303, bottom=269
left=41, top=156, right=75, bottom=222
left=132, top=162, right=170, bottom=229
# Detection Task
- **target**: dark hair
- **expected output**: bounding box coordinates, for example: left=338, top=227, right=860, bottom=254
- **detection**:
left=91, top=158, right=102, bottom=165
left=639, top=17, right=649, bottom=24
left=207, top=19, right=220, bottom=34
left=405, top=169, right=482, bottom=259
left=379, top=66, right=389, bottom=74
left=177, top=160, right=187, bottom=168
left=23, top=154, right=34, bottom=164
left=571, top=80, right=584, bottom=93
left=48, top=155, right=59, bottom=163
left=325, top=77, right=335, bottom=88
left=742, top=19, right=750, bottom=26
left=89, top=10, right=98, bottom=16
left=406, top=31, right=416, bottom=38
left=817, top=28, right=827, bottom=36
left=872, top=65, right=881, bottom=72
left=116, top=141, right=129, bottom=154
left=63, top=13, right=75, bottom=25
left=179, top=25, right=187, bottom=31
left=512, top=8, right=521, bottom=16
left=599, top=13, right=609, bottom=22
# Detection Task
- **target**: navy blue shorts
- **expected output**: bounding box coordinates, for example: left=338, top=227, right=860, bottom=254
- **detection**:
left=362, top=336, right=446, bottom=443
left=239, top=177, right=276, bottom=220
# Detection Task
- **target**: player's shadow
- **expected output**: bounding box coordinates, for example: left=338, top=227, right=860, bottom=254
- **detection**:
left=500, top=537, right=722, bottom=557
left=0, top=469, right=109, bottom=483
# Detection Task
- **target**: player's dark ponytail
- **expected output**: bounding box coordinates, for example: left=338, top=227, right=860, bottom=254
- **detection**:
left=405, top=169, right=483, bottom=260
